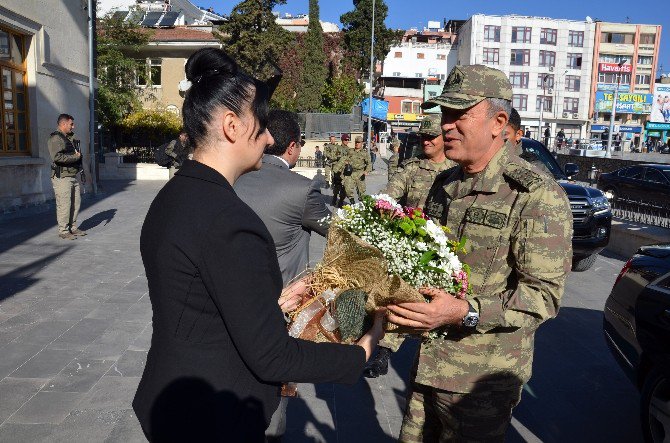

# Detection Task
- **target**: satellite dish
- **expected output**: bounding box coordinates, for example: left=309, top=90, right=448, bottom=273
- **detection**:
left=586, top=16, right=593, bottom=23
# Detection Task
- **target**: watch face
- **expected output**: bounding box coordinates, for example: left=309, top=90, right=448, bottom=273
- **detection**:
left=464, top=315, right=479, bottom=328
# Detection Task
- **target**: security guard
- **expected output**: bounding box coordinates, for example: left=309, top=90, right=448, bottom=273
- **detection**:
left=330, top=134, right=350, bottom=207
left=48, top=113, right=85, bottom=240
left=341, top=136, right=371, bottom=205
left=383, top=114, right=456, bottom=209
left=387, top=65, right=572, bottom=442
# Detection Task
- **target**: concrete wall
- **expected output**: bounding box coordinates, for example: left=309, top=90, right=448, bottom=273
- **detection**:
left=0, top=1, right=91, bottom=213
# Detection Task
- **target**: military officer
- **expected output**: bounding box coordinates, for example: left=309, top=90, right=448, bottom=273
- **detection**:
left=341, top=136, right=372, bottom=205
left=48, top=113, right=85, bottom=240
left=387, top=65, right=572, bottom=442
left=330, top=133, right=350, bottom=207
left=323, top=134, right=340, bottom=188
left=383, top=114, right=456, bottom=209
left=387, top=138, right=401, bottom=181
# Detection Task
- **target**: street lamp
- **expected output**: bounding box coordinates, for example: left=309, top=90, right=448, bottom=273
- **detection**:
left=366, top=0, right=376, bottom=155
left=606, top=59, right=627, bottom=158
left=538, top=74, right=549, bottom=145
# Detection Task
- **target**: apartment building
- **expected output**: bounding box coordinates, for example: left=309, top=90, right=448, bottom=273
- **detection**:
left=457, top=14, right=596, bottom=141
left=589, top=22, right=662, bottom=145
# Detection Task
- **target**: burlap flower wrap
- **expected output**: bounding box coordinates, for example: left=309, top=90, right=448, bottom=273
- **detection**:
left=287, top=224, right=426, bottom=344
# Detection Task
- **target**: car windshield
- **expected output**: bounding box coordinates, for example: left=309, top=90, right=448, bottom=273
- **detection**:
left=520, top=139, right=567, bottom=180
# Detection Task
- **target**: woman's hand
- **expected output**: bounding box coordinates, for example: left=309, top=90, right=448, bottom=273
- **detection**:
left=356, top=308, right=387, bottom=361
left=278, top=278, right=309, bottom=313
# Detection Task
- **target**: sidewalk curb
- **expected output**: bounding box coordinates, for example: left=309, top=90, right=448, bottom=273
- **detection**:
left=605, top=219, right=670, bottom=258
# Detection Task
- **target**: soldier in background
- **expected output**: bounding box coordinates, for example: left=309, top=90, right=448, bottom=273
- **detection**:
left=387, top=138, right=401, bottom=181
left=506, top=108, right=552, bottom=176
left=48, top=113, right=85, bottom=240
left=323, top=134, right=340, bottom=189
left=383, top=114, right=455, bottom=209
left=387, top=65, right=572, bottom=441
left=341, top=136, right=371, bottom=205
left=330, top=134, right=350, bottom=207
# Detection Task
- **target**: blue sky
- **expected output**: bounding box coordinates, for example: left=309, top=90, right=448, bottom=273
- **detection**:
left=203, top=0, right=670, bottom=73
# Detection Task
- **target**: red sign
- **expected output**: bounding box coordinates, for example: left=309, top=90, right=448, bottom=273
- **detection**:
left=599, top=62, right=633, bottom=73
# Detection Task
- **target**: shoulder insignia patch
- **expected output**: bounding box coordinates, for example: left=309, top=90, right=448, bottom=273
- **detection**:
left=504, top=164, right=543, bottom=191
left=465, top=207, right=507, bottom=229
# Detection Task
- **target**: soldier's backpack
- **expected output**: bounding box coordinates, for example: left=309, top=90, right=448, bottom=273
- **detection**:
left=154, top=142, right=173, bottom=167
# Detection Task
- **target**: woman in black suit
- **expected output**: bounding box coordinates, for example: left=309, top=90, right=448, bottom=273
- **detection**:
left=133, top=48, right=384, bottom=442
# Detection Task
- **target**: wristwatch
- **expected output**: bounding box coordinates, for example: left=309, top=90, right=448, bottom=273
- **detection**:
left=462, top=301, right=479, bottom=328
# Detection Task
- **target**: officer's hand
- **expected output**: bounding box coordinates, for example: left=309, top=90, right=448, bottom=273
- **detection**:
left=386, top=287, right=469, bottom=331
left=278, top=278, right=308, bottom=313
left=75, top=151, right=81, bottom=158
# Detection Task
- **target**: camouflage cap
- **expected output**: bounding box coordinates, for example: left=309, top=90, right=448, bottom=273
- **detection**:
left=422, top=65, right=512, bottom=110
left=354, top=136, right=363, bottom=143
left=418, top=114, right=442, bottom=137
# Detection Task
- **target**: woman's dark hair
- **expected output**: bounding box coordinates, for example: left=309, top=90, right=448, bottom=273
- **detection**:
left=182, top=48, right=269, bottom=148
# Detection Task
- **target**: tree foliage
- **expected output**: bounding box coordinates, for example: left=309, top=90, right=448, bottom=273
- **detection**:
left=118, top=108, right=182, bottom=142
left=294, top=0, right=327, bottom=112
left=96, top=11, right=150, bottom=128
left=340, top=0, right=403, bottom=78
left=218, top=0, right=293, bottom=80
left=321, top=74, right=364, bottom=113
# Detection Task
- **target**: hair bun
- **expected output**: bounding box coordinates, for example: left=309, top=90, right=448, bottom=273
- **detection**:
left=185, top=48, right=238, bottom=84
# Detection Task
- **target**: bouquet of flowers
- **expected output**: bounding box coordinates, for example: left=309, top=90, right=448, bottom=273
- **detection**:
left=287, top=194, right=470, bottom=343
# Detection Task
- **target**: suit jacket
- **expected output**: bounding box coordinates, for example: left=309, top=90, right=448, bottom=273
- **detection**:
left=134, top=160, right=364, bottom=442
left=234, top=155, right=331, bottom=284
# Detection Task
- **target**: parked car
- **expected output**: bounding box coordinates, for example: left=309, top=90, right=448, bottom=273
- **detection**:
left=597, top=164, right=670, bottom=208
left=520, top=138, right=612, bottom=271
left=603, top=244, right=670, bottom=442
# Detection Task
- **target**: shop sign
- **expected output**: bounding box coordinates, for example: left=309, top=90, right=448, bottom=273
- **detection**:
left=618, top=126, right=642, bottom=133
left=597, top=83, right=630, bottom=92
left=598, top=63, right=633, bottom=73
left=646, top=121, right=670, bottom=130
left=595, top=91, right=653, bottom=114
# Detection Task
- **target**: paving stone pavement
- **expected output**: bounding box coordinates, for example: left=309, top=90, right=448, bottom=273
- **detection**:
left=0, top=157, right=644, bottom=442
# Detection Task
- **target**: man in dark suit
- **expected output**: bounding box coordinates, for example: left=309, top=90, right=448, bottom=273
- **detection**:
left=235, top=110, right=330, bottom=286
left=235, top=110, right=332, bottom=440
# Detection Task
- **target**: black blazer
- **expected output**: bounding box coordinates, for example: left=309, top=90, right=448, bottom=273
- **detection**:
left=133, top=160, right=364, bottom=442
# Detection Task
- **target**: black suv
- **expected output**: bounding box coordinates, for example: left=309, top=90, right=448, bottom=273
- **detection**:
left=521, top=138, right=612, bottom=271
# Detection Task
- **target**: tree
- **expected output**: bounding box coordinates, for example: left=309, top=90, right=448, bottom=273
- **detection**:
left=295, top=0, right=327, bottom=112
left=218, top=0, right=293, bottom=80
left=340, top=0, right=403, bottom=78
left=321, top=74, right=364, bottom=113
left=96, top=10, right=150, bottom=128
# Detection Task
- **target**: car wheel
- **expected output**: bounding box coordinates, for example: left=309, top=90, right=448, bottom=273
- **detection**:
left=641, top=366, right=670, bottom=443
left=572, top=253, right=598, bottom=272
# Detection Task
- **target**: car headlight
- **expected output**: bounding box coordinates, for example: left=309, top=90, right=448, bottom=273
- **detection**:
left=591, top=195, right=610, bottom=214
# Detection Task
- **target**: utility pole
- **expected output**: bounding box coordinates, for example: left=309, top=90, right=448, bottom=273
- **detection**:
left=607, top=60, right=627, bottom=158
left=87, top=0, right=98, bottom=194
left=366, top=0, right=376, bottom=154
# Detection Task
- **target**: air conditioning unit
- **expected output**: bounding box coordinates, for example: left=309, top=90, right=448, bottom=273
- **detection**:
left=548, top=88, right=554, bottom=94
left=549, top=66, right=554, bottom=72
left=562, top=112, right=569, bottom=118
left=573, top=113, right=579, bottom=118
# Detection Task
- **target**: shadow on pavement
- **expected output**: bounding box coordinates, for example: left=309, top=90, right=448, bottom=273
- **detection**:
left=0, top=248, right=71, bottom=303
left=79, top=208, right=117, bottom=231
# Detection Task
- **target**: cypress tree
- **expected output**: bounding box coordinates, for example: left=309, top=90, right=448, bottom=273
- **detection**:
left=296, top=0, right=327, bottom=112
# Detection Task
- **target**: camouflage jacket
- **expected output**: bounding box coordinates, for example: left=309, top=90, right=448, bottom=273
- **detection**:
left=324, top=143, right=345, bottom=165
left=418, top=143, right=572, bottom=393
left=331, top=146, right=351, bottom=174
left=338, top=148, right=371, bottom=176
left=387, top=153, right=401, bottom=181
left=383, top=156, right=456, bottom=209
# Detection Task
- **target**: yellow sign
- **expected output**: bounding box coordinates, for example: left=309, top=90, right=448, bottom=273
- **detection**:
left=388, top=113, right=427, bottom=122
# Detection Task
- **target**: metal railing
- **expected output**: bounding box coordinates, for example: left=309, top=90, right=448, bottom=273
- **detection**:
left=120, top=146, right=156, bottom=164
left=610, top=198, right=670, bottom=229
left=295, top=157, right=324, bottom=168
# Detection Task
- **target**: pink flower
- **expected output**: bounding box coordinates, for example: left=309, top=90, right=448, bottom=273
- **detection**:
left=453, top=270, right=469, bottom=299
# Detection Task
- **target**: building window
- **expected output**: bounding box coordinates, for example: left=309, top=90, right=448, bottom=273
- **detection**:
left=636, top=74, right=651, bottom=85
left=510, top=49, right=530, bottom=66
left=512, top=94, right=528, bottom=111
left=566, top=53, right=582, bottom=69
left=483, top=48, right=499, bottom=65
left=540, top=28, right=557, bottom=45
left=568, top=30, right=584, bottom=47
left=565, top=75, right=581, bottom=92
left=539, top=50, right=556, bottom=67
left=417, top=53, right=425, bottom=59
left=0, top=28, right=30, bottom=155
left=509, top=72, right=529, bottom=89
left=563, top=97, right=580, bottom=113
left=392, top=72, right=401, bottom=77
left=599, top=54, right=628, bottom=64
left=511, top=27, right=532, bottom=43
left=136, top=58, right=162, bottom=87
left=598, top=72, right=631, bottom=84
left=484, top=25, right=500, bottom=42
left=537, top=74, right=554, bottom=89
left=640, top=34, right=655, bottom=45
left=602, top=33, right=634, bottom=44
left=637, top=55, right=653, bottom=65
left=536, top=95, right=553, bottom=112
left=415, top=73, right=423, bottom=78
left=436, top=53, right=446, bottom=60
left=401, top=100, right=421, bottom=114
left=394, top=51, right=402, bottom=58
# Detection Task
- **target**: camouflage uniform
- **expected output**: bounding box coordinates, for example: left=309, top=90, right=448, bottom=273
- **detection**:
left=342, top=141, right=372, bottom=203
left=399, top=65, right=573, bottom=442
left=323, top=142, right=341, bottom=186
left=387, top=139, right=402, bottom=181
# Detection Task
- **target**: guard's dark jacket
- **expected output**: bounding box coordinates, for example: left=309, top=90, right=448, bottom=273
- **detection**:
left=47, top=130, right=81, bottom=177
left=134, top=160, right=364, bottom=442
